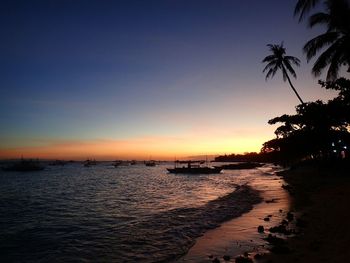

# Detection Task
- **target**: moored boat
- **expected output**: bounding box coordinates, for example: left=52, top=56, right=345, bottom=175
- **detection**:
left=83, top=159, right=97, bottom=167
left=2, top=159, right=45, bottom=172
left=145, top=161, right=156, bottom=167
left=167, top=160, right=222, bottom=174
left=167, top=166, right=222, bottom=174
left=215, top=162, right=263, bottom=170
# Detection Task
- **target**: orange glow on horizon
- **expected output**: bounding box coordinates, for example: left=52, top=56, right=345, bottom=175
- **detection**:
left=0, top=132, right=271, bottom=161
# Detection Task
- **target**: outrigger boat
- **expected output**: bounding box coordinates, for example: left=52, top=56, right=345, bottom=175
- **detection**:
left=167, top=160, right=222, bottom=174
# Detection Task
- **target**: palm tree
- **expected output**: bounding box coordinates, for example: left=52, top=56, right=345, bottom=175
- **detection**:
left=294, top=0, right=321, bottom=21
left=303, top=0, right=350, bottom=80
left=262, top=43, right=304, bottom=104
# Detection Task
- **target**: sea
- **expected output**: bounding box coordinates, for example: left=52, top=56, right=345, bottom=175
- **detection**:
left=0, top=162, right=282, bottom=262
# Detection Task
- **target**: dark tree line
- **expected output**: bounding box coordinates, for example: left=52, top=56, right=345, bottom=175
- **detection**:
left=262, top=78, right=350, bottom=162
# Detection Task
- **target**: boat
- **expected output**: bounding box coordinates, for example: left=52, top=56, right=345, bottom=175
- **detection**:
left=167, top=161, right=222, bottom=174
left=215, top=162, right=263, bottom=170
left=145, top=160, right=156, bottom=167
left=49, top=160, right=67, bottom=166
left=83, top=159, right=97, bottom=167
left=167, top=166, right=222, bottom=174
left=113, top=160, right=129, bottom=167
left=2, top=159, right=45, bottom=172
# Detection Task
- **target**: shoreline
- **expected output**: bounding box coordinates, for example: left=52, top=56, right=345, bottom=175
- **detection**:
left=180, top=162, right=350, bottom=263
left=179, top=166, right=291, bottom=262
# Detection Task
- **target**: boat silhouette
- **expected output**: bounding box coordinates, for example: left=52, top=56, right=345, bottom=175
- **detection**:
left=167, top=161, right=222, bottom=174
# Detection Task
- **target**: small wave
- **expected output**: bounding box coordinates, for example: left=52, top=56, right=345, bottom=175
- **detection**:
left=114, top=185, right=262, bottom=262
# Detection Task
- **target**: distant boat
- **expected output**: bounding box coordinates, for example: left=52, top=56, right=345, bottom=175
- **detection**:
left=49, top=160, right=67, bottom=166
left=167, top=166, right=222, bottom=174
left=215, top=162, right=263, bottom=170
left=167, top=161, right=222, bottom=174
left=83, top=159, right=97, bottom=167
left=145, top=161, right=156, bottom=167
left=2, top=159, right=45, bottom=172
left=113, top=160, right=129, bottom=167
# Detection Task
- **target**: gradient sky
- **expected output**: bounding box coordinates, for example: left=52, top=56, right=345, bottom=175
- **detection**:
left=0, top=0, right=339, bottom=160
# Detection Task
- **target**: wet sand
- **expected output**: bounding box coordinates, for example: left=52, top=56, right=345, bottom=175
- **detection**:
left=180, top=168, right=291, bottom=262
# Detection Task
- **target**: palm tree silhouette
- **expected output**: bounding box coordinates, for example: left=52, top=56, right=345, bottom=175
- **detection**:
left=294, top=0, right=320, bottom=21
left=262, top=43, right=304, bottom=104
left=303, top=0, right=350, bottom=80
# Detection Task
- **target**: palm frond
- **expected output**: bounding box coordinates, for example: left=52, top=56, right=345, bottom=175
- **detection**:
left=294, top=0, right=319, bottom=22
left=326, top=48, right=343, bottom=80
left=263, top=61, right=277, bottom=73
left=311, top=42, right=338, bottom=76
left=308, top=12, right=330, bottom=28
left=303, top=32, right=339, bottom=61
left=265, top=65, right=279, bottom=81
left=284, top=60, right=298, bottom=79
left=262, top=55, right=277, bottom=63
left=285, top=56, right=301, bottom=67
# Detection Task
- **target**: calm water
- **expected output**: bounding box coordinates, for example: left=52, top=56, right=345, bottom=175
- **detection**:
left=0, top=162, right=279, bottom=262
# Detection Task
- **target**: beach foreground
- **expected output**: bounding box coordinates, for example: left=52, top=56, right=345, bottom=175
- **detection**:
left=181, top=166, right=291, bottom=262
left=181, top=162, right=350, bottom=263
left=262, top=163, right=350, bottom=263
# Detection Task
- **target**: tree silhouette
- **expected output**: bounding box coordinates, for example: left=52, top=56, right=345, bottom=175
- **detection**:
left=263, top=78, right=350, bottom=162
left=294, top=0, right=320, bottom=21
left=262, top=43, right=304, bottom=104
left=303, top=0, right=350, bottom=80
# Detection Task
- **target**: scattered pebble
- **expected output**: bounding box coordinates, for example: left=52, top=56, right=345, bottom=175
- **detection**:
left=258, top=225, right=265, bottom=233
left=282, top=184, right=292, bottom=191
left=254, top=253, right=263, bottom=260
left=264, top=234, right=286, bottom=246
left=269, top=224, right=291, bottom=235
left=281, top=219, right=289, bottom=226
left=212, top=257, right=220, bottom=263
left=264, top=217, right=270, bottom=221
left=235, top=255, right=253, bottom=263
left=223, top=255, right=231, bottom=261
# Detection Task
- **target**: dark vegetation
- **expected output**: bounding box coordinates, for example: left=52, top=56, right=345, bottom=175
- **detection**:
left=216, top=0, right=350, bottom=167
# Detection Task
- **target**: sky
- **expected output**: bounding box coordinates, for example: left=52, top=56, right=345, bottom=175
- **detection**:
left=0, top=0, right=340, bottom=160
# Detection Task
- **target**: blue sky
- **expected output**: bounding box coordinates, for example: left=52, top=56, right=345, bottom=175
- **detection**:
left=0, top=0, right=338, bottom=159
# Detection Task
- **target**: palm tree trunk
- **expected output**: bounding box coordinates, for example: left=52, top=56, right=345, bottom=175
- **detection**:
left=282, top=66, right=304, bottom=104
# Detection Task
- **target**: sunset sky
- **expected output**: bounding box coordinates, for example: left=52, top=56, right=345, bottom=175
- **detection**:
left=0, top=0, right=337, bottom=160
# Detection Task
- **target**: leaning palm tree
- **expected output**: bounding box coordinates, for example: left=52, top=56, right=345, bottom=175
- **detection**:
left=262, top=43, right=304, bottom=104
left=303, top=0, right=350, bottom=80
